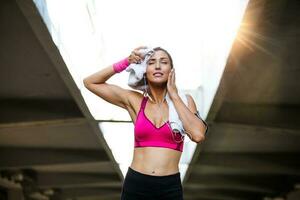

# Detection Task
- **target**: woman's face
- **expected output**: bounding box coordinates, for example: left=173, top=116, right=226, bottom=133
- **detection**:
left=145, top=50, right=172, bottom=86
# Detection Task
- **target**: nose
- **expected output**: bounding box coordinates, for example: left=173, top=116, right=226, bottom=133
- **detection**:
left=155, top=61, right=161, bottom=69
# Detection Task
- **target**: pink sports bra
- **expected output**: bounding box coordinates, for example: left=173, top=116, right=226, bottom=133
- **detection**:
left=134, top=96, right=184, bottom=152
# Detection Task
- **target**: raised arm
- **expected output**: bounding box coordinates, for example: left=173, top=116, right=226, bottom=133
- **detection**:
left=83, top=46, right=145, bottom=109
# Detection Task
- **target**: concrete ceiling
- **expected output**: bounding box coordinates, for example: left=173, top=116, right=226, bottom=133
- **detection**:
left=183, top=0, right=300, bottom=200
left=0, top=0, right=122, bottom=199
left=0, top=0, right=299, bottom=200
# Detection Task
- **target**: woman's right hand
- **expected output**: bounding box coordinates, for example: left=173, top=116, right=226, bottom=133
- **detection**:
left=128, top=46, right=147, bottom=64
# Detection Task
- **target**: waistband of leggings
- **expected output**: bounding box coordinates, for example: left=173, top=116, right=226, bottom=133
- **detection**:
left=128, top=166, right=180, bottom=179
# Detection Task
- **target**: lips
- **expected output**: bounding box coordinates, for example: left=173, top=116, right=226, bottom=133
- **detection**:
left=153, top=72, right=163, bottom=76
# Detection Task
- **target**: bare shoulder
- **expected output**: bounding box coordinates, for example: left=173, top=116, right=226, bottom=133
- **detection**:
left=185, top=94, right=197, bottom=113
left=126, top=90, right=144, bottom=114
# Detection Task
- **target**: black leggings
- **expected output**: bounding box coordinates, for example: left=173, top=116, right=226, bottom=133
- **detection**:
left=121, top=167, right=184, bottom=200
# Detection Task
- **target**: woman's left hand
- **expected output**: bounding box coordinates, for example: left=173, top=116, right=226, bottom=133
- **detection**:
left=167, top=68, right=180, bottom=100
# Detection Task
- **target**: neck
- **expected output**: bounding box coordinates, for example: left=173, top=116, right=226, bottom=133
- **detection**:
left=147, top=85, right=167, bottom=104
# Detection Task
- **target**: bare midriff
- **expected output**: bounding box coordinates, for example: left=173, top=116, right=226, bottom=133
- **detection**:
left=130, top=146, right=182, bottom=176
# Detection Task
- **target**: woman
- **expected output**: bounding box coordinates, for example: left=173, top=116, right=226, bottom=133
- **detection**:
left=83, top=46, right=208, bottom=200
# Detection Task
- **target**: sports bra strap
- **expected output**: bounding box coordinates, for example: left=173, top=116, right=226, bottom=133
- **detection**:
left=141, top=96, right=148, bottom=110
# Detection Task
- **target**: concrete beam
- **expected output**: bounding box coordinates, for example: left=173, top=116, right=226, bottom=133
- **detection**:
left=194, top=152, right=300, bottom=175
left=184, top=181, right=275, bottom=194
left=37, top=172, right=121, bottom=188
left=215, top=103, right=300, bottom=130
left=0, top=147, right=109, bottom=169
left=202, top=122, right=300, bottom=152
left=0, top=99, right=83, bottom=124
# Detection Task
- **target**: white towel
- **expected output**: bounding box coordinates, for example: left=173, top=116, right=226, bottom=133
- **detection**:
left=125, top=47, right=188, bottom=135
left=125, top=47, right=155, bottom=91
left=165, top=91, right=188, bottom=135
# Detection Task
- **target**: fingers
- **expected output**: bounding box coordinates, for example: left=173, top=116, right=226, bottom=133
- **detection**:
left=128, top=50, right=143, bottom=64
left=129, top=45, right=154, bottom=64
left=167, top=68, right=175, bottom=89
left=168, top=69, right=171, bottom=83
left=132, top=52, right=143, bottom=63
left=167, top=69, right=178, bottom=99
left=172, top=69, right=175, bottom=84
left=133, top=45, right=147, bottom=58
left=133, top=46, right=147, bottom=55
left=172, top=68, right=175, bottom=83
left=128, top=45, right=148, bottom=64
left=169, top=68, right=175, bottom=84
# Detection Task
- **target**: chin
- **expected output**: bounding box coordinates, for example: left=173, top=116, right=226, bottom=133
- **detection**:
left=148, top=79, right=168, bottom=87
